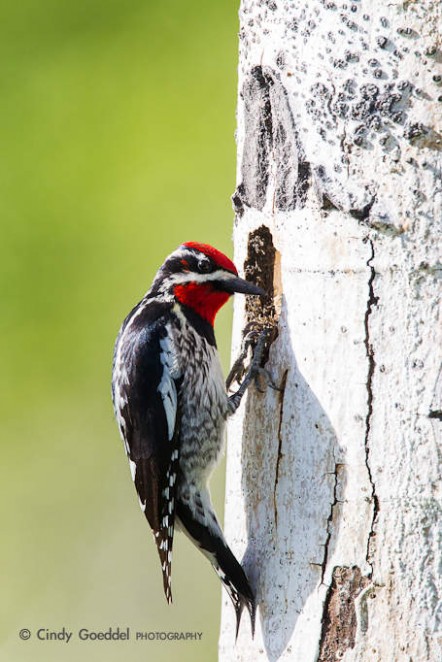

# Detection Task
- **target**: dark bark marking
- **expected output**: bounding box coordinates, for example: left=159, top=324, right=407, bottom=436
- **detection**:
left=320, top=464, right=341, bottom=584
left=231, top=183, right=246, bottom=218
left=314, top=164, right=377, bottom=222
left=404, top=122, right=442, bottom=151
left=226, top=227, right=281, bottom=392
left=349, top=197, right=375, bottom=221
left=233, top=66, right=310, bottom=216
left=429, top=365, right=442, bottom=421
left=318, top=566, right=370, bottom=662
left=233, top=67, right=272, bottom=215
left=363, top=238, right=380, bottom=573
left=243, top=226, right=279, bottom=354
left=274, top=369, right=288, bottom=529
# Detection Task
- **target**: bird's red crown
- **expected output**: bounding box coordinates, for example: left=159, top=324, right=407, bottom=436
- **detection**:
left=183, top=241, right=238, bottom=275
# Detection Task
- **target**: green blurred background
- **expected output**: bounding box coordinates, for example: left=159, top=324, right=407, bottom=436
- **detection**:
left=0, top=1, right=239, bottom=660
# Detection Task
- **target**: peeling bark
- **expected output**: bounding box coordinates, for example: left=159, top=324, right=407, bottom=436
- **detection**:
left=220, top=1, right=442, bottom=660
left=319, top=566, right=370, bottom=661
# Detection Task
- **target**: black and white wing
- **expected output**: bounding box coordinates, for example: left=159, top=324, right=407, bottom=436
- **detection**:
left=112, top=302, right=182, bottom=603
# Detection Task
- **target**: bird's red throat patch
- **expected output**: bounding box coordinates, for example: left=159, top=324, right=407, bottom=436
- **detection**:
left=174, top=282, right=230, bottom=326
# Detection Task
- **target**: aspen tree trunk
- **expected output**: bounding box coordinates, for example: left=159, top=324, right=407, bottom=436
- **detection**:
left=219, top=1, right=442, bottom=660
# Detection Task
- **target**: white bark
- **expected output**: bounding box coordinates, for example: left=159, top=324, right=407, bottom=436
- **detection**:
left=220, top=1, right=442, bottom=660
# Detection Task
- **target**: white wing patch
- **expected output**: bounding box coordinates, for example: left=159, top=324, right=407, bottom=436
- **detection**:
left=112, top=328, right=132, bottom=455
left=129, top=458, right=136, bottom=481
left=113, top=371, right=130, bottom=454
left=158, top=332, right=179, bottom=441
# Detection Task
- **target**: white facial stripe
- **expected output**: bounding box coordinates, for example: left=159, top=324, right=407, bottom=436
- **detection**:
left=175, top=248, right=201, bottom=261
left=163, top=269, right=237, bottom=288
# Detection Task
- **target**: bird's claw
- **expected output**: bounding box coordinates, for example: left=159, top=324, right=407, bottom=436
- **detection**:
left=227, top=325, right=277, bottom=392
left=226, top=349, right=248, bottom=391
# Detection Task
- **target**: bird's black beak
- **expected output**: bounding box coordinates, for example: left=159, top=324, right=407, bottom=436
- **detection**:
left=221, top=275, right=265, bottom=296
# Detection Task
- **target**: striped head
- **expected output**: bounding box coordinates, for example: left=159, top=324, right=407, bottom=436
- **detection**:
left=150, top=242, right=264, bottom=325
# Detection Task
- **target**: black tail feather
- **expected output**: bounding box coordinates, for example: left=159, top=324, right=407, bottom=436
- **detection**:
left=176, top=500, right=255, bottom=637
left=233, top=586, right=256, bottom=640
left=212, top=545, right=256, bottom=639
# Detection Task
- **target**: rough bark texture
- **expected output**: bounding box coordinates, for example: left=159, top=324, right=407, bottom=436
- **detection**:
left=219, top=1, right=442, bottom=660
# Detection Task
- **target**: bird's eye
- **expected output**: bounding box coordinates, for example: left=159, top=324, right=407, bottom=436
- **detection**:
left=198, top=259, right=211, bottom=273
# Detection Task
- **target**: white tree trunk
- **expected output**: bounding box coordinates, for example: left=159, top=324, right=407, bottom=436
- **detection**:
left=220, top=1, right=442, bottom=660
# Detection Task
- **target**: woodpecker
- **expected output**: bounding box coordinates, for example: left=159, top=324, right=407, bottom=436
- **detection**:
left=112, top=241, right=265, bottom=635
